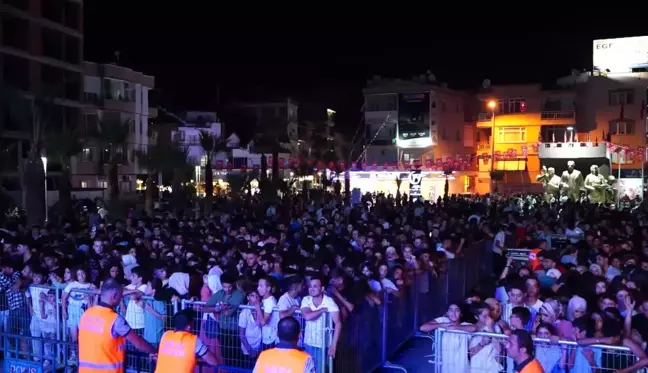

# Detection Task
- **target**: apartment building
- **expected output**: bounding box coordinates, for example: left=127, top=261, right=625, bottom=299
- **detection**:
left=73, top=61, right=155, bottom=193
left=474, top=83, right=577, bottom=194
left=1, top=0, right=84, bottom=161
left=362, top=75, right=477, bottom=196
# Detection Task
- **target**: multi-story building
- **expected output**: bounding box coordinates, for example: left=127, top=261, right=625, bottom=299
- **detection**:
left=73, top=61, right=155, bottom=193
left=1, top=0, right=84, bottom=166
left=228, top=98, right=300, bottom=153
left=479, top=36, right=648, bottom=196
left=170, top=111, right=238, bottom=166
left=361, top=75, right=477, bottom=197
left=474, top=83, right=577, bottom=194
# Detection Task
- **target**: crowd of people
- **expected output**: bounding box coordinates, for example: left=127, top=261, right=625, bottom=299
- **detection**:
left=0, top=192, right=455, bottom=372
left=420, top=197, right=648, bottom=373
left=1, top=191, right=648, bottom=372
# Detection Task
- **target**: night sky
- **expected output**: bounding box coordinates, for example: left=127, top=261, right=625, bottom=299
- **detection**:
left=84, top=6, right=648, bottom=131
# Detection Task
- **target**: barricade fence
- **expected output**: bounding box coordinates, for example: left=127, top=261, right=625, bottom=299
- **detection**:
left=431, top=328, right=646, bottom=373
left=0, top=241, right=554, bottom=373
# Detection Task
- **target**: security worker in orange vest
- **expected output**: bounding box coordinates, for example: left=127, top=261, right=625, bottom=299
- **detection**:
left=254, top=316, right=316, bottom=373
left=506, top=329, right=544, bottom=373
left=154, top=309, right=220, bottom=373
left=78, top=277, right=156, bottom=373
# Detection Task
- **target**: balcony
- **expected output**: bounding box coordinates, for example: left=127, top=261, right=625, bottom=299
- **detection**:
left=540, top=111, right=575, bottom=120
left=538, top=141, right=607, bottom=159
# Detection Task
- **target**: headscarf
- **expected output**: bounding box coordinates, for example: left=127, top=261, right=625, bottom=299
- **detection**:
left=567, top=295, right=587, bottom=321
left=540, top=300, right=559, bottom=324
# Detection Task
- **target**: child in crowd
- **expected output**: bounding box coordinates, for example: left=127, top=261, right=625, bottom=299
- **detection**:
left=238, top=290, right=263, bottom=368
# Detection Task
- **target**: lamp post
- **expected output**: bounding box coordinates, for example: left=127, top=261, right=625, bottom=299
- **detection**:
left=488, top=100, right=497, bottom=192
left=41, top=156, right=48, bottom=223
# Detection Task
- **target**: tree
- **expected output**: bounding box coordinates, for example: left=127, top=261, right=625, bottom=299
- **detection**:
left=165, top=144, right=192, bottom=213
left=45, top=128, right=83, bottom=221
left=93, top=118, right=131, bottom=200
left=198, top=131, right=229, bottom=213
left=135, top=144, right=167, bottom=216
left=1, top=85, right=60, bottom=227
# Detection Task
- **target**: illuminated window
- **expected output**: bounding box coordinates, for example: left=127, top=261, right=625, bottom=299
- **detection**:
left=80, top=148, right=92, bottom=162
left=609, top=120, right=634, bottom=135
left=98, top=180, right=108, bottom=189
left=81, top=181, right=88, bottom=188
left=497, top=127, right=526, bottom=143
left=486, top=98, right=526, bottom=114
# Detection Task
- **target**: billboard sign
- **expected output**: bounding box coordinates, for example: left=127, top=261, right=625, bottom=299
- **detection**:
left=397, top=92, right=432, bottom=148
left=593, top=36, right=648, bottom=73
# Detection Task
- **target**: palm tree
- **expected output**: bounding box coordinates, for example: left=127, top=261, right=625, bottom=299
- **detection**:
left=45, top=128, right=84, bottom=220
left=135, top=144, right=167, bottom=216
left=1, top=85, right=59, bottom=226
left=198, top=132, right=229, bottom=213
left=93, top=118, right=131, bottom=200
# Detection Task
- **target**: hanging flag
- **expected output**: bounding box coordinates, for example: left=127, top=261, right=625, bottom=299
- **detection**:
left=552, top=132, right=556, bottom=143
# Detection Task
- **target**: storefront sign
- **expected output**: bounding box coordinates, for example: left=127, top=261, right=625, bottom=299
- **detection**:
left=409, top=170, right=422, bottom=200
left=593, top=36, right=648, bottom=73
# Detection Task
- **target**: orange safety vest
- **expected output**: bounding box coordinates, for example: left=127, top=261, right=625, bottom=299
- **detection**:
left=254, top=347, right=311, bottom=373
left=154, top=331, right=198, bottom=373
left=518, top=358, right=545, bottom=373
left=78, top=305, right=126, bottom=373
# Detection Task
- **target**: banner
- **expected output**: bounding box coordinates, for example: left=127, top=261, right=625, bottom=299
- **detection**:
left=409, top=170, right=422, bottom=201
left=397, top=92, right=432, bottom=148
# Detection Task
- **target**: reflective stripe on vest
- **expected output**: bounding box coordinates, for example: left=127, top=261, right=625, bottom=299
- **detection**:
left=78, top=305, right=125, bottom=373
left=255, top=348, right=310, bottom=373
left=155, top=331, right=198, bottom=373
left=78, top=361, right=124, bottom=370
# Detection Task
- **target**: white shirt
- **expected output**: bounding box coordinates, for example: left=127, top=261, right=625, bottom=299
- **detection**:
left=64, top=281, right=93, bottom=308
left=27, top=286, right=49, bottom=320
left=261, top=296, right=279, bottom=344
left=238, top=307, right=262, bottom=355
left=277, top=292, right=301, bottom=313
left=381, top=278, right=398, bottom=292
left=124, top=284, right=147, bottom=329
left=493, top=231, right=505, bottom=255
left=301, top=295, right=339, bottom=348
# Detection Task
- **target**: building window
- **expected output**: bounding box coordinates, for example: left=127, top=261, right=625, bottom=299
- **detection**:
left=609, top=90, right=634, bottom=105
left=81, top=181, right=88, bottom=188
left=497, top=99, right=526, bottom=114
left=542, top=125, right=569, bottom=142
left=81, top=148, right=92, bottom=162
left=497, top=127, right=526, bottom=143
left=431, top=101, right=436, bottom=109
left=98, top=180, right=108, bottom=189
left=2, top=14, right=29, bottom=50
left=441, top=101, right=447, bottom=112
left=365, top=94, right=397, bottom=111
left=609, top=120, right=634, bottom=135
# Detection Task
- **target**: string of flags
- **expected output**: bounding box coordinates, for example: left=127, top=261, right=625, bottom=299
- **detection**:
left=606, top=143, right=646, bottom=162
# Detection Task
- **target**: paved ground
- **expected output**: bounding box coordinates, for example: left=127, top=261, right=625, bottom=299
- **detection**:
left=377, top=337, right=434, bottom=373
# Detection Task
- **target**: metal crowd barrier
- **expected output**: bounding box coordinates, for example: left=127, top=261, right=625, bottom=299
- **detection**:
left=429, top=328, right=645, bottom=373
left=0, top=241, right=491, bottom=373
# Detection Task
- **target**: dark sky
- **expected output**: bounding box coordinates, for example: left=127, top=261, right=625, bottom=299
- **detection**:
left=84, top=6, right=648, bottom=129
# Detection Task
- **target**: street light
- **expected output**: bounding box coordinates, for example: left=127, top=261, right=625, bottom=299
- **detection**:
left=488, top=100, right=497, bottom=192
left=566, top=126, right=574, bottom=142
left=41, top=156, right=47, bottom=222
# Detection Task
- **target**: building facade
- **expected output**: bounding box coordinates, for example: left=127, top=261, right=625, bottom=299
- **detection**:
left=73, top=61, right=155, bottom=193
left=474, top=83, right=577, bottom=194
left=362, top=76, right=477, bottom=196
left=1, top=0, right=84, bottom=165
